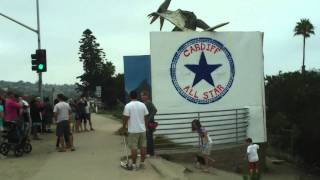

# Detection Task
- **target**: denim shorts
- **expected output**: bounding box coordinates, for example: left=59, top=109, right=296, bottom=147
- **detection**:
left=201, top=143, right=212, bottom=155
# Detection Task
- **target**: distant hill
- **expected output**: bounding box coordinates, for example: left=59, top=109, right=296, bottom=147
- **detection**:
left=0, top=80, right=79, bottom=99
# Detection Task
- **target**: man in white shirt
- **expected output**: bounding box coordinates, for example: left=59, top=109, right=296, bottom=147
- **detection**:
left=54, top=94, right=74, bottom=152
left=123, top=91, right=149, bottom=170
left=246, top=138, right=260, bottom=177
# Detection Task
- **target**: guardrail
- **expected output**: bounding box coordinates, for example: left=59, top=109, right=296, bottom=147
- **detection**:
left=154, top=108, right=249, bottom=152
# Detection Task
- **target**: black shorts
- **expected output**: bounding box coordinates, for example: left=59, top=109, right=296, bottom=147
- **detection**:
left=86, top=113, right=91, bottom=120
left=79, top=113, right=87, bottom=122
left=43, top=115, right=53, bottom=124
left=56, top=120, right=71, bottom=137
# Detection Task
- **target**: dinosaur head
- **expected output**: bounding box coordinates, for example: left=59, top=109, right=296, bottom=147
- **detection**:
left=148, top=0, right=172, bottom=29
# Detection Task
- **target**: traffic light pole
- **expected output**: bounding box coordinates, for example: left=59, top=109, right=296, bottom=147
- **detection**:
left=0, top=0, right=43, bottom=99
left=36, top=0, right=43, bottom=100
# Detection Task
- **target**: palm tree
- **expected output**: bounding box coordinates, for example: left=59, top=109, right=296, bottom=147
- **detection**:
left=294, top=18, right=315, bottom=74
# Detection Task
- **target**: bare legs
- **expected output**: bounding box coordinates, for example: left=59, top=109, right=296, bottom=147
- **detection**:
left=140, top=147, right=146, bottom=163
left=83, top=114, right=93, bottom=131
left=58, top=136, right=66, bottom=151
left=76, top=120, right=83, bottom=132
left=131, top=149, right=138, bottom=164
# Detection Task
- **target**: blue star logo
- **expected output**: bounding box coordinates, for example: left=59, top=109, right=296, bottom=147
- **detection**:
left=185, top=52, right=222, bottom=87
left=170, top=38, right=235, bottom=104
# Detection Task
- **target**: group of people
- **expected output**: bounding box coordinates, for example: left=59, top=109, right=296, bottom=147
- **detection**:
left=68, top=96, right=94, bottom=133
left=0, top=91, right=51, bottom=140
left=54, top=94, right=95, bottom=152
left=1, top=89, right=260, bottom=176
left=123, top=90, right=260, bottom=176
left=0, top=91, right=95, bottom=155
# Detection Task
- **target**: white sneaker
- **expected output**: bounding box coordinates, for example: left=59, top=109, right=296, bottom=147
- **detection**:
left=195, top=162, right=201, bottom=169
left=138, top=163, right=146, bottom=169
left=132, top=164, right=137, bottom=171
left=0, top=154, right=6, bottom=160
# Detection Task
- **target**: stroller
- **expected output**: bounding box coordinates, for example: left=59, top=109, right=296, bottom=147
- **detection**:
left=0, top=121, right=32, bottom=157
left=120, top=135, right=135, bottom=170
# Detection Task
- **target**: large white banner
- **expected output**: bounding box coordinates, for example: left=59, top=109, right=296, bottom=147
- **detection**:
left=150, top=32, right=266, bottom=142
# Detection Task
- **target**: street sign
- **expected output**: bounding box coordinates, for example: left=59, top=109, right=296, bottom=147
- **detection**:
left=96, top=86, right=101, bottom=98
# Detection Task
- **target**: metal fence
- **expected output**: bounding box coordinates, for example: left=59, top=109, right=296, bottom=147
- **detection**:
left=154, top=108, right=249, bottom=153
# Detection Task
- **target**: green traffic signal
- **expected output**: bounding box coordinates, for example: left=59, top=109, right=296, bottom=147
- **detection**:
left=38, top=64, right=44, bottom=70
left=31, top=49, right=47, bottom=72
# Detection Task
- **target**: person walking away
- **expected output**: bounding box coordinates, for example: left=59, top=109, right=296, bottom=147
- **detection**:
left=140, top=91, right=157, bottom=157
left=30, top=97, right=42, bottom=140
left=72, top=100, right=82, bottom=133
left=84, top=97, right=94, bottom=131
left=69, top=100, right=78, bottom=133
left=42, top=97, right=53, bottom=133
left=53, top=98, right=71, bottom=149
left=78, top=96, right=87, bottom=131
left=53, top=94, right=75, bottom=152
left=191, top=119, right=213, bottom=173
left=36, top=97, right=44, bottom=132
left=54, top=99, right=61, bottom=149
left=245, top=138, right=260, bottom=179
left=20, top=97, right=31, bottom=138
left=123, top=91, right=149, bottom=170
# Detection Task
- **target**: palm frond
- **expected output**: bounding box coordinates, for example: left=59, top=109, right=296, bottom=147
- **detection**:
left=294, top=18, right=315, bottom=37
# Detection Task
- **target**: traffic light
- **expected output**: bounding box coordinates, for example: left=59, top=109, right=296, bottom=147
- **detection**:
left=31, top=49, right=47, bottom=72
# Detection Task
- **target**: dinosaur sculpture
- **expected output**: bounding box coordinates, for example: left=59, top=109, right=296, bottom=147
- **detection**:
left=148, top=0, right=229, bottom=31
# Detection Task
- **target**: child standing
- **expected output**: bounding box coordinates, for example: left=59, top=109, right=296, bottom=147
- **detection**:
left=191, top=119, right=213, bottom=172
left=246, top=138, right=260, bottom=178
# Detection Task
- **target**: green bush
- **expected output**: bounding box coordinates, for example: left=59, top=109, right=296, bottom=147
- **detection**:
left=266, top=70, right=320, bottom=167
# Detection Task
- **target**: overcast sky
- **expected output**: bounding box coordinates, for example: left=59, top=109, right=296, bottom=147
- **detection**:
left=1, top=0, right=319, bottom=84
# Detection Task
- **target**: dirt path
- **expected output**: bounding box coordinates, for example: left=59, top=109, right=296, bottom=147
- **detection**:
left=1, top=114, right=318, bottom=180
left=0, top=114, right=164, bottom=180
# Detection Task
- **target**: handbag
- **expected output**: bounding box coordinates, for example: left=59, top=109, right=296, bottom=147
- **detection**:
left=148, top=121, right=158, bottom=130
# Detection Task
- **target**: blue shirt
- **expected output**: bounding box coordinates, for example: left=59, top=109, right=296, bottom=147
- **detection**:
left=0, top=105, right=4, bottom=121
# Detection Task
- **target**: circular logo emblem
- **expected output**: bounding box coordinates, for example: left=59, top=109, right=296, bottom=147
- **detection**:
left=170, top=37, right=235, bottom=104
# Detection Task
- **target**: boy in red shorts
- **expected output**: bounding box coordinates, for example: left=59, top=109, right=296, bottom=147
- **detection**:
left=246, top=138, right=259, bottom=178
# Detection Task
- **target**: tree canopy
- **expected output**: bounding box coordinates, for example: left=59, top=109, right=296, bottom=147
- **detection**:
left=266, top=70, right=320, bottom=167
left=76, top=29, right=115, bottom=96
left=76, top=29, right=124, bottom=108
left=294, top=19, right=315, bottom=38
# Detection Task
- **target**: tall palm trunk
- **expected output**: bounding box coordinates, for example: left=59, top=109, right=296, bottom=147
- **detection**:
left=302, top=36, right=306, bottom=74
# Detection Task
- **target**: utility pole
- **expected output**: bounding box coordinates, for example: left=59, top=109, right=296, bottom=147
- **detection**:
left=36, top=0, right=43, bottom=99
left=0, top=0, right=43, bottom=99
